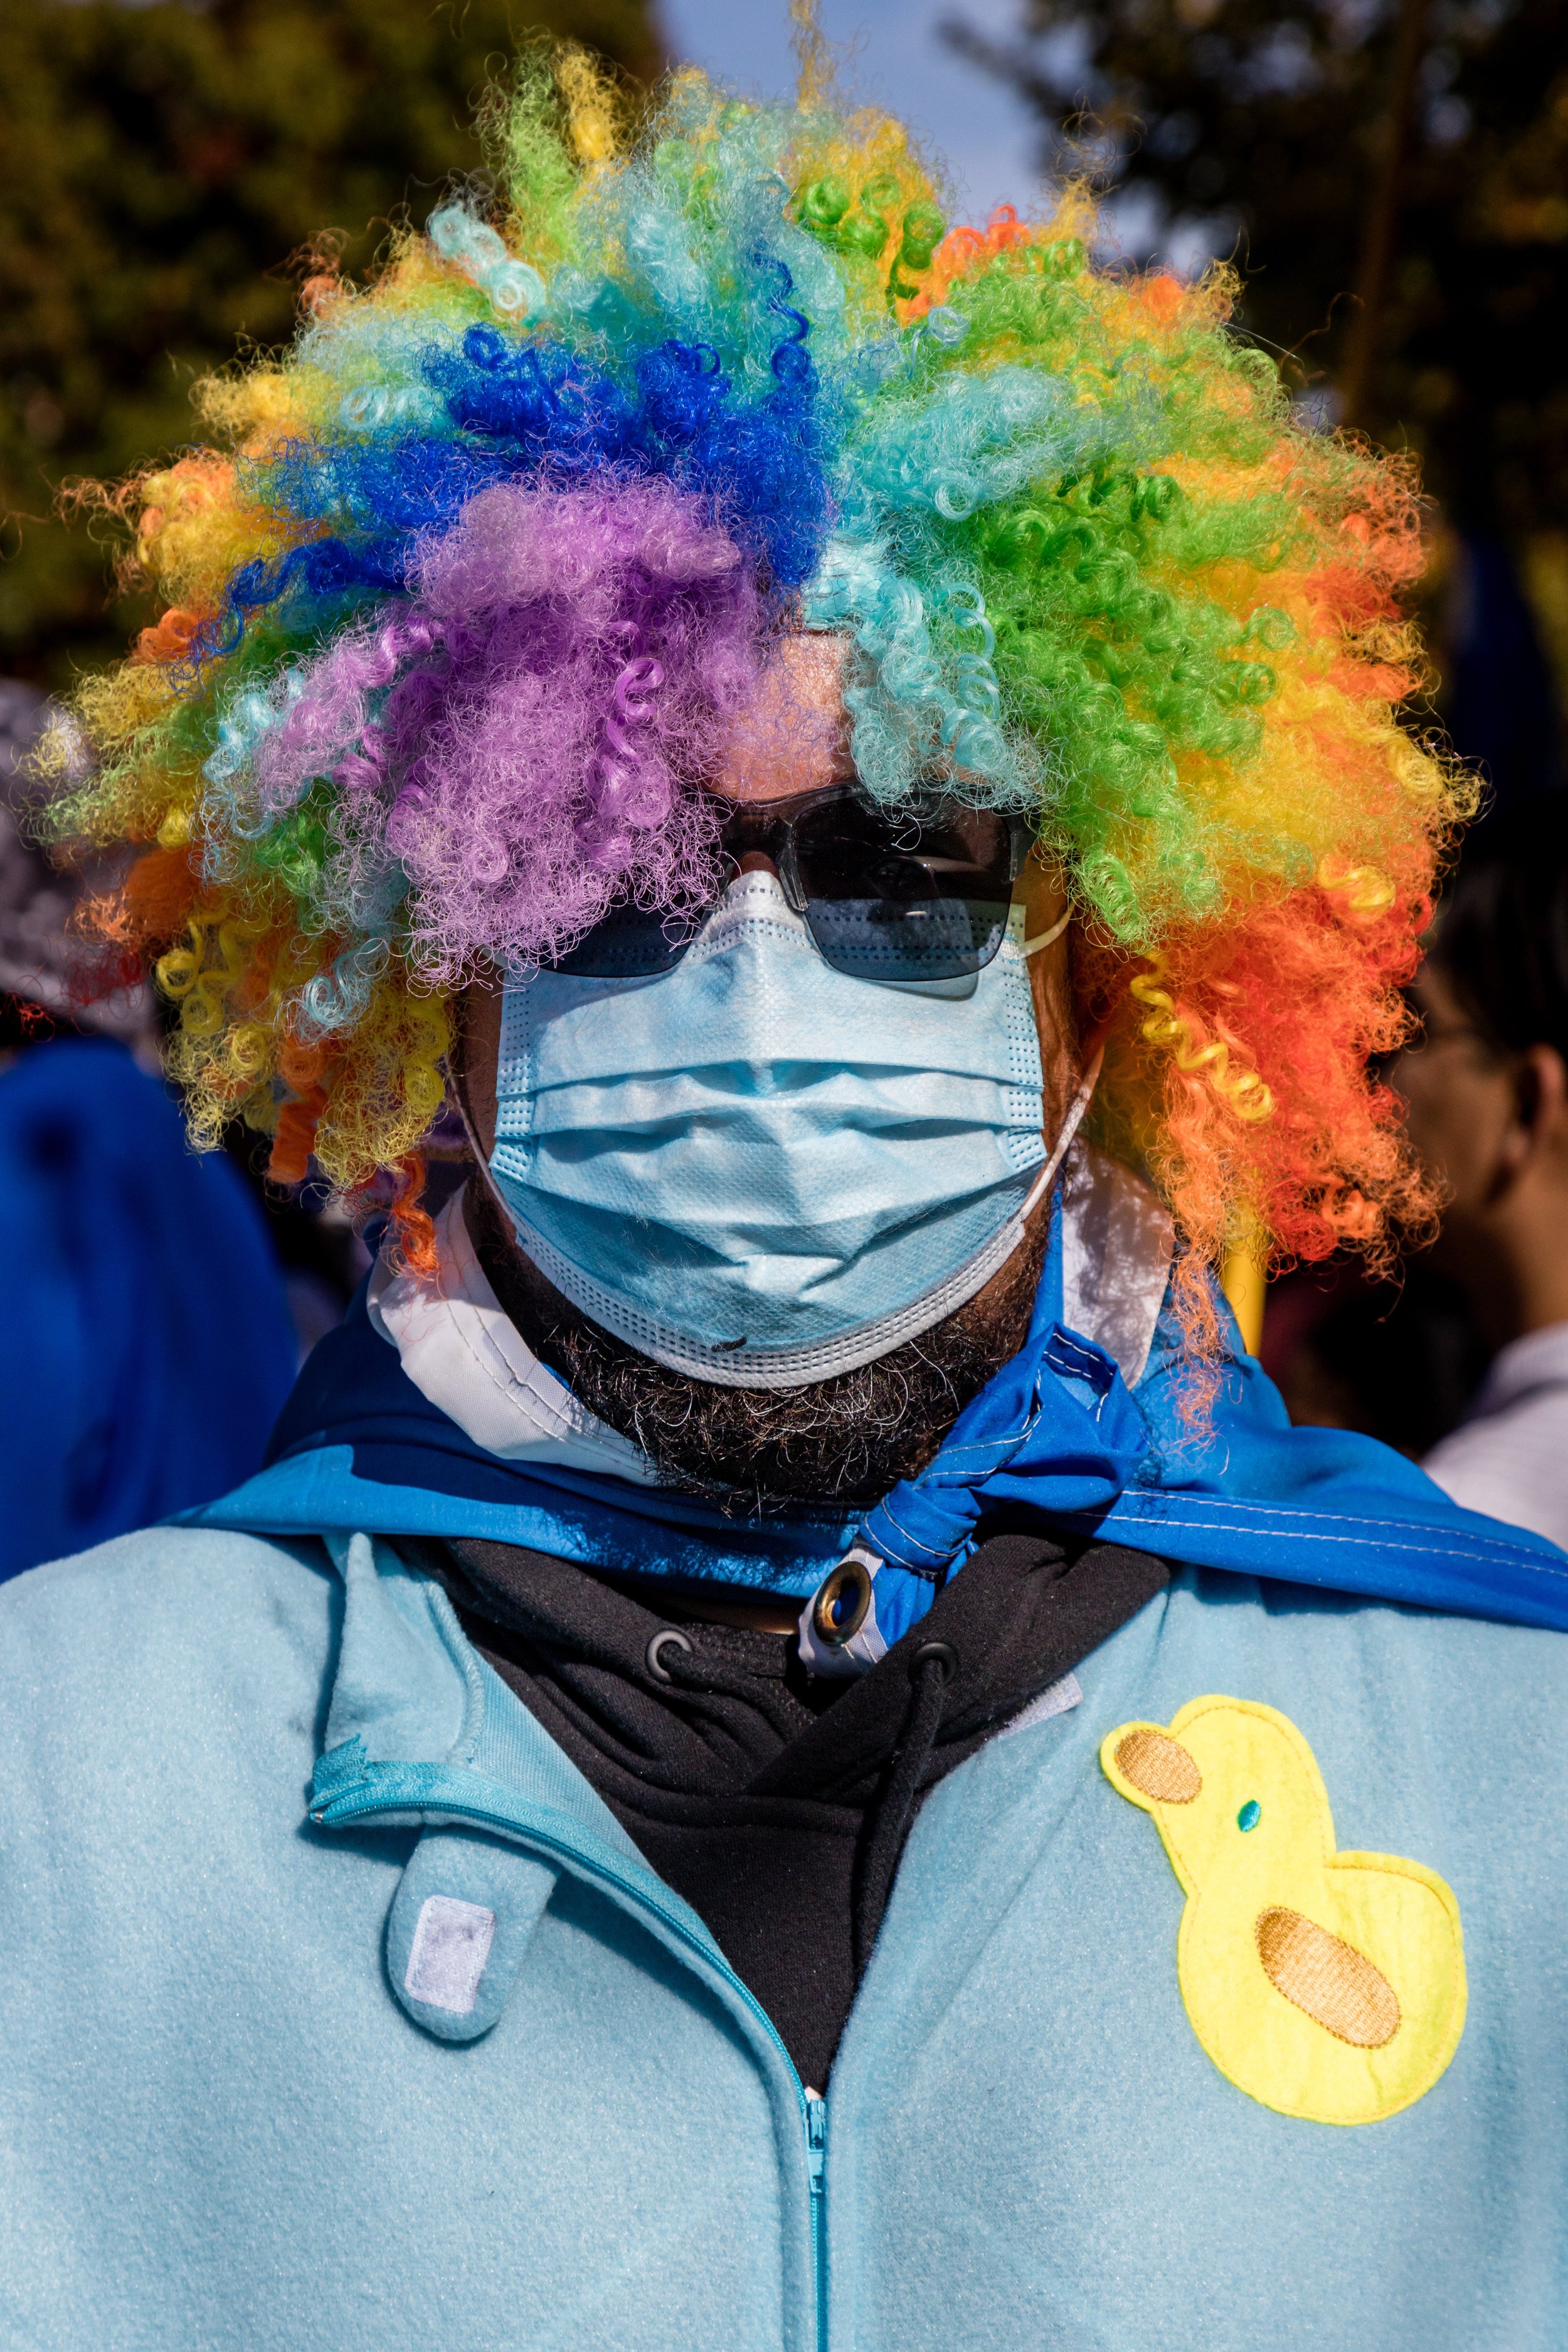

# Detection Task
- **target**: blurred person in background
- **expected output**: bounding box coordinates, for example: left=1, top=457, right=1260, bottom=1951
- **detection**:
left=0, top=678, right=297, bottom=1580
left=1394, top=798, right=1568, bottom=1547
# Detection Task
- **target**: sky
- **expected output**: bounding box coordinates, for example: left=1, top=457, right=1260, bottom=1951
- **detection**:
left=655, top=1, right=1048, bottom=233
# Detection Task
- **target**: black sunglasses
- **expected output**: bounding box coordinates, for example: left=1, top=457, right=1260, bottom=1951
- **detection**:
left=553, top=788, right=1033, bottom=983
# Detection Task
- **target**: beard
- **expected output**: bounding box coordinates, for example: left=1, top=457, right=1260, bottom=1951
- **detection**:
left=463, top=1179, right=1049, bottom=1514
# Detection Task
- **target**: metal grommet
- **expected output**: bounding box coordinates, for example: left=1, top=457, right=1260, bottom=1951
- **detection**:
left=812, top=1558, right=874, bottom=1648
left=645, top=1628, right=694, bottom=1684
left=911, top=1639, right=958, bottom=1685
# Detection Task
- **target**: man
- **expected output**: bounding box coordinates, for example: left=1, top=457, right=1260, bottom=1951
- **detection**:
left=5, top=51, right=1568, bottom=2351
left=1398, top=799, right=1568, bottom=1546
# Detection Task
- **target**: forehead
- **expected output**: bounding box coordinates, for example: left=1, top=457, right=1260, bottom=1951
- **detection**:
left=714, top=632, right=854, bottom=805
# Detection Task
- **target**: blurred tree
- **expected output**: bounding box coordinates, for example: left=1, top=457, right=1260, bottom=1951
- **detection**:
left=0, top=0, right=659, bottom=690
left=944, top=0, right=1568, bottom=623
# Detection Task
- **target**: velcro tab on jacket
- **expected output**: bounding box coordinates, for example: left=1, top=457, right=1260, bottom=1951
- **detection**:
left=386, top=1825, right=557, bottom=2043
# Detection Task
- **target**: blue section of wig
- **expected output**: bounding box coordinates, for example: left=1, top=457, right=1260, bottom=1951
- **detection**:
left=188, top=109, right=1148, bottom=810
left=210, top=324, right=832, bottom=667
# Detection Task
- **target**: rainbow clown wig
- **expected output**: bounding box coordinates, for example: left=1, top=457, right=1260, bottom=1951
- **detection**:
left=37, top=42, right=1470, bottom=1347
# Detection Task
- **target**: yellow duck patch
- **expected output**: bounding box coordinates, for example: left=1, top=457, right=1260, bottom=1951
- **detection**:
left=1101, top=1697, right=1466, bottom=2126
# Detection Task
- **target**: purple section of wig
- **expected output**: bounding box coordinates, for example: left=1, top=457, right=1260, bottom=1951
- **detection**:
left=252, top=477, right=764, bottom=977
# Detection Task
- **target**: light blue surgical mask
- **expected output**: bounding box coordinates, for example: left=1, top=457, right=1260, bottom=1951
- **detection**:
left=489, top=872, right=1062, bottom=1389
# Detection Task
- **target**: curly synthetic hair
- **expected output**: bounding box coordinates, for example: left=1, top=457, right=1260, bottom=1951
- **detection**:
left=38, top=41, right=1467, bottom=1310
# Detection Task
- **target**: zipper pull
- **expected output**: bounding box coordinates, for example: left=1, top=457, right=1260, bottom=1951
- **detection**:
left=805, top=2094, right=828, bottom=2349
left=805, top=2092, right=827, bottom=2193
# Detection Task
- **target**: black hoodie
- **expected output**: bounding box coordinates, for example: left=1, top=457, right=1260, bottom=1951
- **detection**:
left=416, top=1528, right=1168, bottom=2087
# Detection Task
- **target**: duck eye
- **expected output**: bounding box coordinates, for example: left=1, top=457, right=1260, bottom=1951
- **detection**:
left=1237, top=1799, right=1261, bottom=1832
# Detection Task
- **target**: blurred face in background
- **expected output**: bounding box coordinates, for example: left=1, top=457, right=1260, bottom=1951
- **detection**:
left=1394, top=962, right=1568, bottom=1347
left=1396, top=967, right=1520, bottom=1225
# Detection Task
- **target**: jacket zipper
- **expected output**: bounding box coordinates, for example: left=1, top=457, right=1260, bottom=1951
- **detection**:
left=314, top=1766, right=827, bottom=2346
left=806, top=2092, right=828, bottom=2349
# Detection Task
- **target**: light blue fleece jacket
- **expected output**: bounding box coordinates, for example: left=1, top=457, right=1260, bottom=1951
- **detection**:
left=2, top=1520, right=1565, bottom=2350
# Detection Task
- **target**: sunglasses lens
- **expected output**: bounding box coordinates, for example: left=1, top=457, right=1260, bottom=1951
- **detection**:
left=794, top=800, right=1016, bottom=980
left=551, top=906, right=701, bottom=978
left=554, top=802, right=1022, bottom=982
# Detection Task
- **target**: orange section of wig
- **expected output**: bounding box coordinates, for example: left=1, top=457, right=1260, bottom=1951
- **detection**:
left=1080, top=873, right=1432, bottom=1355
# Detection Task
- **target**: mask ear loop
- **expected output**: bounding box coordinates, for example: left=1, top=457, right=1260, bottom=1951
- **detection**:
left=1022, top=904, right=1071, bottom=957
left=1011, top=1032, right=1105, bottom=1231
left=443, top=986, right=533, bottom=1253
left=1010, top=893, right=1092, bottom=1216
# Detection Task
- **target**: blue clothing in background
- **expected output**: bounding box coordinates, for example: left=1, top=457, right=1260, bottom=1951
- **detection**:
left=0, top=1039, right=297, bottom=1581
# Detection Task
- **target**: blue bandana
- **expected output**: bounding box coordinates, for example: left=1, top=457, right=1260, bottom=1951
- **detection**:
left=186, top=1194, right=1568, bottom=1647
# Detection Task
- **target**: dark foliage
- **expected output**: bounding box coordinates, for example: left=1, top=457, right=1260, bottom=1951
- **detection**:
left=0, top=0, right=659, bottom=689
